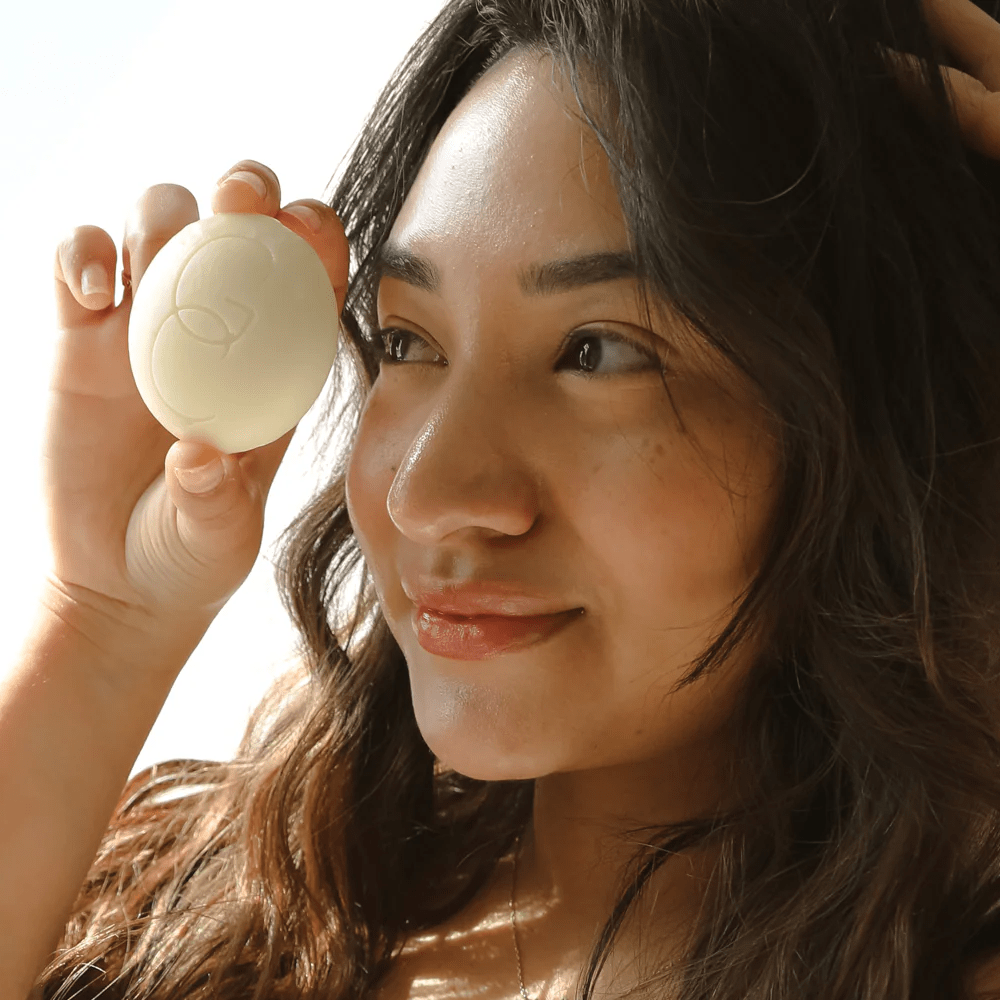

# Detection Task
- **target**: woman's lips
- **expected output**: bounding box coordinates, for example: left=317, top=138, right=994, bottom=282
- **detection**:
left=411, top=606, right=583, bottom=660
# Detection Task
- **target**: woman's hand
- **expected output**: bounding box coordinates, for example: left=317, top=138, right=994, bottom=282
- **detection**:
left=47, top=159, right=349, bottom=640
left=882, top=0, right=1000, bottom=158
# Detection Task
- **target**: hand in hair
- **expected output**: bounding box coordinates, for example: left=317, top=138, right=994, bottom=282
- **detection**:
left=881, top=0, right=1000, bottom=158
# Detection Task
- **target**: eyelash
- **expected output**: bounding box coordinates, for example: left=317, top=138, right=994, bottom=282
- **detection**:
left=376, top=327, right=667, bottom=379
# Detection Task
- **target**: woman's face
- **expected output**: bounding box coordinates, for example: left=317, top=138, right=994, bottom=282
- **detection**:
left=346, top=49, right=779, bottom=786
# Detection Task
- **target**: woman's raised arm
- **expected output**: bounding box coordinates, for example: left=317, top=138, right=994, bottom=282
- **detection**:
left=0, top=160, right=348, bottom=999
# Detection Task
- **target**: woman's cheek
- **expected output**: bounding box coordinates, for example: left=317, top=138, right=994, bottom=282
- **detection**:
left=346, top=385, right=405, bottom=551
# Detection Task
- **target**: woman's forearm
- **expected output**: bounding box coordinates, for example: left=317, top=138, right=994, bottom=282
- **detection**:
left=0, top=582, right=213, bottom=1000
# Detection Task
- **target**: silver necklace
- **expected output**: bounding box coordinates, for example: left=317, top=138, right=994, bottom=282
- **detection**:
left=510, top=832, right=569, bottom=1000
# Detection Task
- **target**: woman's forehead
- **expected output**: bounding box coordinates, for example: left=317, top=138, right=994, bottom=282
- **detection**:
left=387, top=48, right=629, bottom=263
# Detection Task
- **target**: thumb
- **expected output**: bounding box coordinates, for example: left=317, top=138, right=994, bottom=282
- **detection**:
left=163, top=440, right=267, bottom=600
left=126, top=432, right=298, bottom=619
left=163, top=426, right=297, bottom=573
left=170, top=441, right=229, bottom=497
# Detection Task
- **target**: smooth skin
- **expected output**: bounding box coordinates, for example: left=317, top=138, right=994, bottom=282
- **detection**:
left=47, top=162, right=349, bottom=625
left=5, top=0, right=1000, bottom=996
left=350, top=1, right=1000, bottom=998
left=0, top=165, right=347, bottom=997
left=346, top=49, right=776, bottom=1000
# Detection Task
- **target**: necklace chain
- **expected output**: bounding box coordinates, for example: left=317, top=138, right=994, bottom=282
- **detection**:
left=510, top=831, right=569, bottom=1000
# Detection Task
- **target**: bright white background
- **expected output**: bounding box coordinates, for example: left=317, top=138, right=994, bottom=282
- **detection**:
left=0, top=0, right=443, bottom=776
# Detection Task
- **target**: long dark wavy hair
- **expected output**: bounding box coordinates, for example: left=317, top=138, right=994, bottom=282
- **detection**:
left=35, top=0, right=1000, bottom=997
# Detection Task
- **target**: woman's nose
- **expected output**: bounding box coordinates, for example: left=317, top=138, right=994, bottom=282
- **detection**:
left=385, top=377, right=542, bottom=544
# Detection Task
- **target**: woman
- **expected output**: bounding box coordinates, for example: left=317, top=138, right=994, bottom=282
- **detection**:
left=10, top=0, right=1000, bottom=996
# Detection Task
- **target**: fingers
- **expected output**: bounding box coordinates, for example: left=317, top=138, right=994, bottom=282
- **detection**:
left=904, top=0, right=1000, bottom=156
left=277, top=200, right=351, bottom=314
left=54, top=160, right=349, bottom=345
left=53, top=226, right=119, bottom=329
left=211, top=159, right=350, bottom=314
left=937, top=63, right=1000, bottom=157
left=211, top=159, right=282, bottom=215
left=122, top=184, right=200, bottom=297
left=922, top=0, right=1000, bottom=93
left=882, top=43, right=1000, bottom=158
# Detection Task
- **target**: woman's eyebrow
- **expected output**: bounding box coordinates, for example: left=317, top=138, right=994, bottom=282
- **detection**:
left=521, top=250, right=639, bottom=295
left=375, top=242, right=639, bottom=295
left=375, top=243, right=440, bottom=293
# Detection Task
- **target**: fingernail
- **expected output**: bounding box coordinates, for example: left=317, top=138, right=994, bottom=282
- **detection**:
left=220, top=170, right=267, bottom=199
left=80, top=262, right=111, bottom=297
left=283, top=204, right=322, bottom=233
left=175, top=459, right=224, bottom=494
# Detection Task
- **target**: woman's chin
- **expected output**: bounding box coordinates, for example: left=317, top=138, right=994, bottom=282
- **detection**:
left=415, top=718, right=550, bottom=782
left=432, top=755, right=545, bottom=783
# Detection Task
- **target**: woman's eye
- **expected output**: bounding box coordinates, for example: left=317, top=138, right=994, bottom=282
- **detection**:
left=378, top=327, right=665, bottom=378
left=556, top=329, right=666, bottom=378
left=379, top=328, right=442, bottom=365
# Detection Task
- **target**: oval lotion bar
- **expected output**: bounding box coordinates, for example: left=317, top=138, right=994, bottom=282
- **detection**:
left=128, top=212, right=339, bottom=455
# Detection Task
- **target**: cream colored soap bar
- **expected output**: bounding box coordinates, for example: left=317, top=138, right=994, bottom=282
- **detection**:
left=128, top=212, right=339, bottom=455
